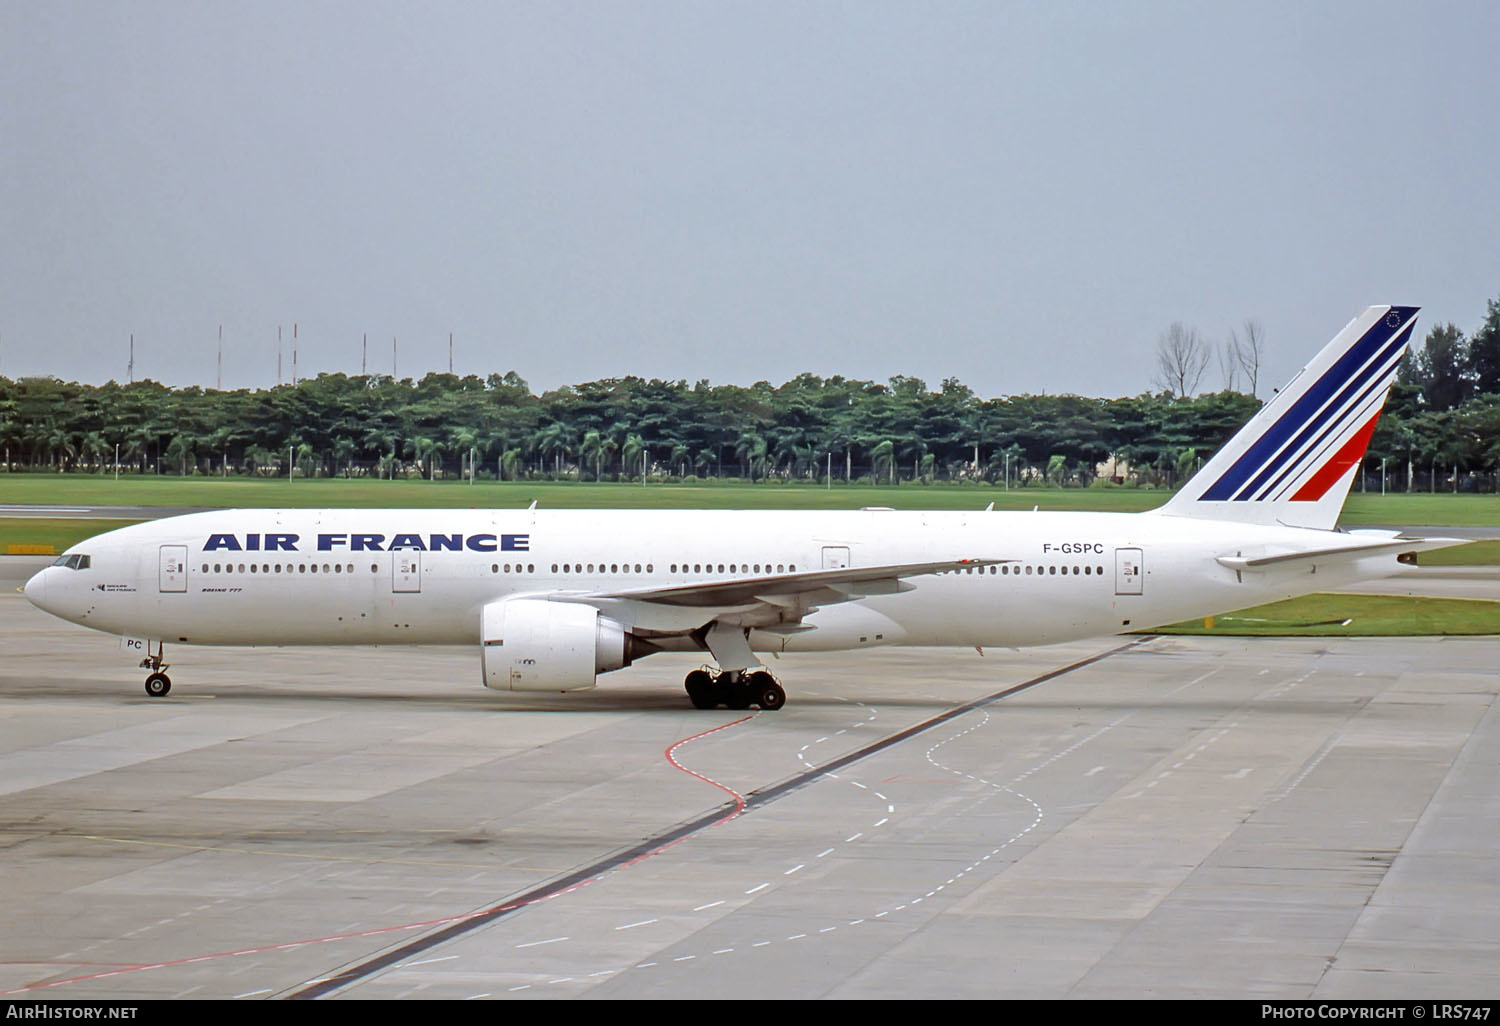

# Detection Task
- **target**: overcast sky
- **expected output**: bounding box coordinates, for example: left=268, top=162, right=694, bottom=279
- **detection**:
left=2, top=1, right=1497, bottom=400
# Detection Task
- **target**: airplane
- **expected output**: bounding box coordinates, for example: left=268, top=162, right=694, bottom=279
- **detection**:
left=23, top=305, right=1465, bottom=710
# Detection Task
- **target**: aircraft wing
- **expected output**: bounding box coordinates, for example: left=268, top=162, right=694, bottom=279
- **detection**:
left=546, top=557, right=1005, bottom=634
left=596, top=557, right=1004, bottom=606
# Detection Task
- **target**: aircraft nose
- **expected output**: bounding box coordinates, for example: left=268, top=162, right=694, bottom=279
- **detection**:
left=23, top=568, right=47, bottom=610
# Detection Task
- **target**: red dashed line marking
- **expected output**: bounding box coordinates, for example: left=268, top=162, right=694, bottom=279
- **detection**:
left=662, top=715, right=754, bottom=827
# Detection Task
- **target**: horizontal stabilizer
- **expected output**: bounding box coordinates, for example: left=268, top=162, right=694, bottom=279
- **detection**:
left=1215, top=534, right=1469, bottom=573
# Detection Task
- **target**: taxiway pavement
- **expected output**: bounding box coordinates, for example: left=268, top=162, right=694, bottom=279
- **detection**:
left=1, top=558, right=1496, bottom=999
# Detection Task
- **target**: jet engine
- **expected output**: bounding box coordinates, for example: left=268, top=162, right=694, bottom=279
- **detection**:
left=481, top=598, right=631, bottom=692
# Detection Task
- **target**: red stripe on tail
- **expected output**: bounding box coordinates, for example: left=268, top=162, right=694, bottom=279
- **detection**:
left=1290, top=412, right=1381, bottom=502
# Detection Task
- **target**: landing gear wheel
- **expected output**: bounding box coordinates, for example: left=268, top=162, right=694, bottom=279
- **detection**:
left=144, top=672, right=172, bottom=698
left=747, top=671, right=785, bottom=711
left=684, top=669, right=717, bottom=710
left=724, top=673, right=753, bottom=710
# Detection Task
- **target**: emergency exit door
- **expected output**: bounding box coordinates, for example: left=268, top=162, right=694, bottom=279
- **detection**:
left=159, top=545, right=188, bottom=593
left=1115, top=547, right=1143, bottom=595
left=393, top=551, right=422, bottom=593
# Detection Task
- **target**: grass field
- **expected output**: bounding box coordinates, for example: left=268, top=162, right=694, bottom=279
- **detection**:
left=1152, top=593, right=1500, bottom=637
left=1, top=472, right=1497, bottom=520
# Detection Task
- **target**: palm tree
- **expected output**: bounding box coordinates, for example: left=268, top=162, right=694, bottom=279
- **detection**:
left=243, top=445, right=276, bottom=477
left=870, top=439, right=895, bottom=484
left=333, top=437, right=357, bottom=477
left=501, top=447, right=525, bottom=481
left=533, top=423, right=572, bottom=479
left=621, top=433, right=645, bottom=481
left=411, top=436, right=437, bottom=480
left=80, top=431, right=108, bottom=472
left=735, top=432, right=767, bottom=482
left=296, top=441, right=317, bottom=479
left=165, top=433, right=195, bottom=476
left=1047, top=453, right=1068, bottom=486
left=580, top=430, right=604, bottom=481
left=125, top=425, right=155, bottom=474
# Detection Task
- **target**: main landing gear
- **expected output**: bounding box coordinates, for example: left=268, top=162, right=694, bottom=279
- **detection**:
left=684, top=668, right=786, bottom=712
left=139, top=643, right=171, bottom=698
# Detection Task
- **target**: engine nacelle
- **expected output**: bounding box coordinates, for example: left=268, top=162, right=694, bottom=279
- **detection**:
left=481, top=598, right=629, bottom=692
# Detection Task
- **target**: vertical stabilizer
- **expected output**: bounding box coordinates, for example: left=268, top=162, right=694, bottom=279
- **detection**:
left=1156, top=305, right=1419, bottom=531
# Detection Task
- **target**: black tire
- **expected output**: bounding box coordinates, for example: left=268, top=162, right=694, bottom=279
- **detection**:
left=725, top=678, right=753, bottom=710
left=748, top=671, right=786, bottom=711
left=144, top=673, right=171, bottom=698
left=685, top=670, right=718, bottom=709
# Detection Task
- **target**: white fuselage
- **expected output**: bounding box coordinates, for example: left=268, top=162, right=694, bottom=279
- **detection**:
left=25, top=507, right=1400, bottom=655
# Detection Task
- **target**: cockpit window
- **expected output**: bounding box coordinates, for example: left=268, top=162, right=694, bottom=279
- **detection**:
left=51, top=554, right=91, bottom=570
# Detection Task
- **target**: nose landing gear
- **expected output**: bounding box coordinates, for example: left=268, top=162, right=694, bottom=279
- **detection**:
left=139, top=642, right=171, bottom=697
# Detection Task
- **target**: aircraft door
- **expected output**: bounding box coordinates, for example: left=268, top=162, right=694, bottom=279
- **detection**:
left=822, top=546, right=850, bottom=570
left=1115, top=547, right=1143, bottom=595
left=393, top=550, right=422, bottom=593
left=159, top=545, right=188, bottom=593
